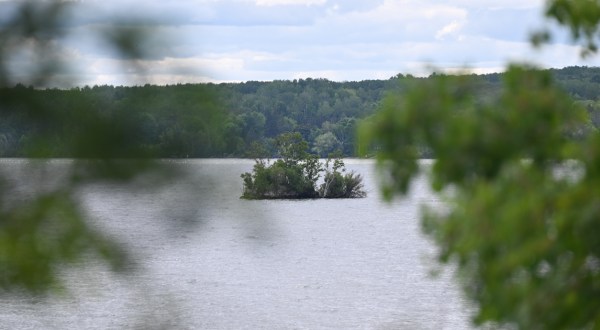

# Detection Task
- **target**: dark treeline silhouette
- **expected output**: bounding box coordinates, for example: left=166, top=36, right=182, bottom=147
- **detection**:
left=2, top=66, right=600, bottom=158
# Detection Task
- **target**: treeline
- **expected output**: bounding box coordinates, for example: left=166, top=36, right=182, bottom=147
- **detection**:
left=220, top=78, right=394, bottom=157
left=1, top=66, right=600, bottom=158
left=0, top=84, right=226, bottom=158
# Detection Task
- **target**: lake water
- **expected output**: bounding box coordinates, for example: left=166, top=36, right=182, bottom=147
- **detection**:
left=0, top=159, right=475, bottom=329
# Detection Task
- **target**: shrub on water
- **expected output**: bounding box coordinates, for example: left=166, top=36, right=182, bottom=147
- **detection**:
left=241, top=132, right=365, bottom=199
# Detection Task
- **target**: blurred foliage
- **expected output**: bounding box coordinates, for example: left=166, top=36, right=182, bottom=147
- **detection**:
left=360, top=1, right=600, bottom=329
left=543, top=0, right=600, bottom=56
left=0, top=85, right=226, bottom=158
left=0, top=1, right=221, bottom=294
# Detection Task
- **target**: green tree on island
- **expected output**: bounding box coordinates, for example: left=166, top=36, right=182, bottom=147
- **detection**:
left=241, top=132, right=365, bottom=199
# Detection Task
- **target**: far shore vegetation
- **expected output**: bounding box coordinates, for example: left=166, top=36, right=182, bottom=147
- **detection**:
left=1, top=66, right=600, bottom=159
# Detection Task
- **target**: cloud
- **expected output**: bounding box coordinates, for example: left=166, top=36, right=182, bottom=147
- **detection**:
left=254, top=0, right=327, bottom=6
left=435, top=20, right=465, bottom=40
left=312, top=1, right=469, bottom=44
left=3, top=0, right=600, bottom=86
left=99, top=0, right=600, bottom=83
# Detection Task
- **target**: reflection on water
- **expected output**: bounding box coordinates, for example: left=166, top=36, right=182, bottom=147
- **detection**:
left=0, top=159, right=475, bottom=329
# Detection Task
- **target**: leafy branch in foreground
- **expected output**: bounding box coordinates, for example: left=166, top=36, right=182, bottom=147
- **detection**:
left=241, top=132, right=365, bottom=199
left=0, top=1, right=197, bottom=294
left=360, top=63, right=599, bottom=328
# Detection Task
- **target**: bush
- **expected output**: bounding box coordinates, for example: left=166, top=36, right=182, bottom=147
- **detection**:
left=319, top=165, right=366, bottom=198
left=241, top=133, right=365, bottom=199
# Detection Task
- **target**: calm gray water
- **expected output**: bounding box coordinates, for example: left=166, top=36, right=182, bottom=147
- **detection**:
left=0, top=159, right=474, bottom=329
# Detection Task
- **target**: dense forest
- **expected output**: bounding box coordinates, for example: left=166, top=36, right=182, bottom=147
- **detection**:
left=1, top=66, right=600, bottom=158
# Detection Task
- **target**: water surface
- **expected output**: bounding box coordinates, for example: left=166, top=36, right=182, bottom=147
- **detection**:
left=0, top=159, right=474, bottom=329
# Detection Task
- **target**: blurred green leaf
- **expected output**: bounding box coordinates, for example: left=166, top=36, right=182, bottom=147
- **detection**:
left=361, top=1, right=600, bottom=328
left=0, top=1, right=197, bottom=295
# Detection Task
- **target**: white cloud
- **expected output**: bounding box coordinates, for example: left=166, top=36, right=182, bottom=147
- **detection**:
left=255, top=0, right=327, bottom=6
left=435, top=20, right=465, bottom=40
left=309, top=0, right=469, bottom=44
left=6, top=0, right=600, bottom=86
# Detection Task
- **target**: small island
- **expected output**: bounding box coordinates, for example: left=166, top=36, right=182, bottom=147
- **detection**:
left=241, top=132, right=366, bottom=199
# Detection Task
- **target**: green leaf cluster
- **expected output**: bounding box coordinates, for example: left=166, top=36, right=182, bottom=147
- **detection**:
left=359, top=1, right=600, bottom=328
left=361, top=64, right=600, bottom=328
left=0, top=190, right=127, bottom=293
left=0, top=1, right=184, bottom=295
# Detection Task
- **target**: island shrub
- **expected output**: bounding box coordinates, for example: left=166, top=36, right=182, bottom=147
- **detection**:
left=319, top=157, right=366, bottom=198
left=241, top=132, right=365, bottom=199
left=241, top=158, right=319, bottom=199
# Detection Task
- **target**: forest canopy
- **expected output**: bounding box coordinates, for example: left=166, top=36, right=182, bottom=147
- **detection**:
left=1, top=66, right=600, bottom=159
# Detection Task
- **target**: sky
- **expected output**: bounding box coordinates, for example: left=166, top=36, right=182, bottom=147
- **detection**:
left=3, top=0, right=600, bottom=86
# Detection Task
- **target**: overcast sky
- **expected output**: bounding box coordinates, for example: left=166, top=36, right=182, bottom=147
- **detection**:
left=4, top=0, right=600, bottom=86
